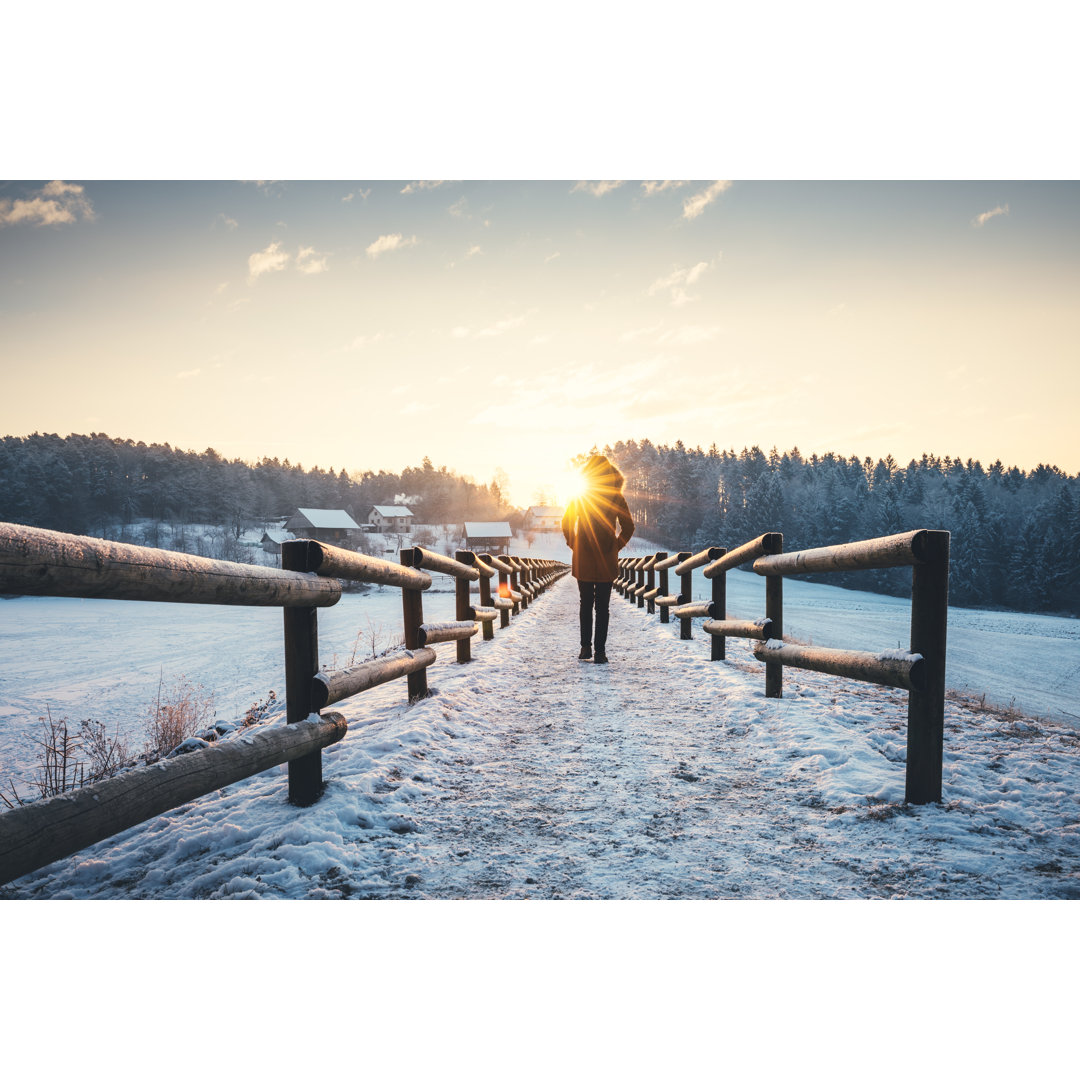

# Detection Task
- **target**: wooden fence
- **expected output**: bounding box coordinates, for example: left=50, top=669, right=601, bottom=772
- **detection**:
left=0, top=522, right=567, bottom=885
left=618, top=528, right=950, bottom=804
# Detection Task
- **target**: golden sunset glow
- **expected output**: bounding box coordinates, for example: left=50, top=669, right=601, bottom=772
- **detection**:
left=1, top=180, right=1078, bottom=499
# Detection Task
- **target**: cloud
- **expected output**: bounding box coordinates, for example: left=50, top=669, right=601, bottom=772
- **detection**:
left=973, top=204, right=1009, bottom=227
left=464, top=244, right=482, bottom=258
left=0, top=180, right=96, bottom=228
left=342, top=189, right=370, bottom=203
left=176, top=368, right=202, bottom=380
left=641, top=180, right=692, bottom=196
left=682, top=180, right=732, bottom=220
left=545, top=251, right=561, bottom=263
left=648, top=258, right=716, bottom=305
left=450, top=314, right=528, bottom=340
left=296, top=245, right=329, bottom=274
left=247, top=240, right=290, bottom=280
left=366, top=233, right=418, bottom=258
left=348, top=331, right=393, bottom=350
left=449, top=196, right=470, bottom=218
left=216, top=213, right=238, bottom=230
left=477, top=314, right=526, bottom=338
left=401, top=180, right=447, bottom=194
left=571, top=180, right=625, bottom=197
left=657, top=324, right=722, bottom=345
left=618, top=323, right=663, bottom=343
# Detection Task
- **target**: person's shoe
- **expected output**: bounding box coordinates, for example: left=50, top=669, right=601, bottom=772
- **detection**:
left=593, top=650, right=608, bottom=663
left=578, top=646, right=592, bottom=660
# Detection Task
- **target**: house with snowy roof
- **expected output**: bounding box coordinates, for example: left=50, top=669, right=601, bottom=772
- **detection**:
left=368, top=505, right=414, bottom=533
left=284, top=508, right=362, bottom=543
left=259, top=527, right=295, bottom=554
left=523, top=505, right=564, bottom=531
left=462, top=521, right=513, bottom=555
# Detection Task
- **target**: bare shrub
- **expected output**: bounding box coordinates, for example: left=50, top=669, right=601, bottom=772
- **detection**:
left=80, top=719, right=134, bottom=781
left=144, top=674, right=216, bottom=761
left=0, top=709, right=137, bottom=810
left=30, top=707, right=85, bottom=797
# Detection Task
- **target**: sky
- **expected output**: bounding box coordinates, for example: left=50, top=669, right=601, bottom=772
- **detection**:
left=1, top=178, right=1078, bottom=505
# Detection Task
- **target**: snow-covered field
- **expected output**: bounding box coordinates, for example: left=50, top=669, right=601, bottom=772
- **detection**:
left=2, top=529, right=1078, bottom=899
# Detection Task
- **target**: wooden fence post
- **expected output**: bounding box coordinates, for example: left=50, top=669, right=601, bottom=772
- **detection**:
left=455, top=552, right=473, bottom=662
left=400, top=548, right=429, bottom=700
left=711, top=549, right=727, bottom=661
left=658, top=556, right=671, bottom=624
left=906, top=530, right=950, bottom=804
left=765, top=537, right=783, bottom=698
left=477, top=555, right=495, bottom=640
left=496, top=564, right=511, bottom=627
left=282, top=540, right=322, bottom=805
left=677, top=552, right=692, bottom=640
left=647, top=556, right=657, bottom=615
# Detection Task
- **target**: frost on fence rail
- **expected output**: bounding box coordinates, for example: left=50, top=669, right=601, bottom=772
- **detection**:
left=0, top=522, right=340, bottom=607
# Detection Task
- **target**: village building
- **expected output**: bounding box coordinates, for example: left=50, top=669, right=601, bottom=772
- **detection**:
left=462, top=521, right=513, bottom=556
left=523, top=505, right=564, bottom=532
left=284, top=508, right=362, bottom=544
left=259, top=527, right=295, bottom=555
left=368, top=505, right=414, bottom=533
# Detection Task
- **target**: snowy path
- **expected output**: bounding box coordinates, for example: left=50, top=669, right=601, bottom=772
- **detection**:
left=409, top=585, right=853, bottom=899
left=5, top=574, right=1080, bottom=899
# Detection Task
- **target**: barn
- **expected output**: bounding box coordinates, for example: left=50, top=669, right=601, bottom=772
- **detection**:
left=462, top=521, right=513, bottom=555
left=284, top=508, right=362, bottom=544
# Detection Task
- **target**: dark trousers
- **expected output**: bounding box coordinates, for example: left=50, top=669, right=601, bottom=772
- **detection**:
left=578, top=581, right=613, bottom=651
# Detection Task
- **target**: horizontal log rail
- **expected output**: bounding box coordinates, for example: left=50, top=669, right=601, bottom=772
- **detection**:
left=297, top=539, right=432, bottom=590
left=417, top=621, right=480, bottom=646
left=312, top=650, right=437, bottom=709
left=670, top=601, right=714, bottom=620
left=752, top=529, right=931, bottom=576
left=0, top=711, right=349, bottom=887
left=457, top=550, right=495, bottom=578
left=675, top=546, right=724, bottom=575
left=407, top=545, right=480, bottom=580
left=753, top=640, right=924, bottom=692
left=703, top=533, right=782, bottom=578
left=0, top=520, right=569, bottom=883
left=616, top=527, right=951, bottom=804
left=702, top=617, right=773, bottom=641
left=0, top=522, right=342, bottom=607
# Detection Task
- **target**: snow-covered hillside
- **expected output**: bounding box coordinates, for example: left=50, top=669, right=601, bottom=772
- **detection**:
left=2, top=547, right=1078, bottom=899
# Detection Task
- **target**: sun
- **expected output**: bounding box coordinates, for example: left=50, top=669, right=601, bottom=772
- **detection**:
left=555, top=464, right=588, bottom=505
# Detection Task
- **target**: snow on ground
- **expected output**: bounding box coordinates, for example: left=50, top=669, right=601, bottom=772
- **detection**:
left=4, top=562, right=1079, bottom=899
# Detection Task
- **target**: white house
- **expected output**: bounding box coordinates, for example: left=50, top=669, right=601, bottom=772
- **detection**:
left=369, top=505, right=414, bottom=533
left=462, top=521, right=513, bottom=555
left=523, top=505, right=564, bottom=532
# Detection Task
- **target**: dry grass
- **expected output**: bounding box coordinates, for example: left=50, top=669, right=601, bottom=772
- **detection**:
left=144, top=673, right=216, bottom=761
left=0, top=709, right=134, bottom=809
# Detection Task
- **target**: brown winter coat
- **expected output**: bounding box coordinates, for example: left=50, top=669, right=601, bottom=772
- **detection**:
left=561, top=458, right=635, bottom=583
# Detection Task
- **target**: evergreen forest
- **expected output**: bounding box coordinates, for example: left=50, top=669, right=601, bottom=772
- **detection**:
left=601, top=439, right=1080, bottom=616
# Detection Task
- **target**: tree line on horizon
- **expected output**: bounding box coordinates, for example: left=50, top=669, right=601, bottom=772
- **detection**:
left=3, top=432, right=1078, bottom=616
left=602, top=438, right=1080, bottom=616
left=0, top=432, right=514, bottom=541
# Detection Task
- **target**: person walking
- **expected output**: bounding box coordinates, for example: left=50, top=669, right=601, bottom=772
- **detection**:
left=561, top=454, right=635, bottom=663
